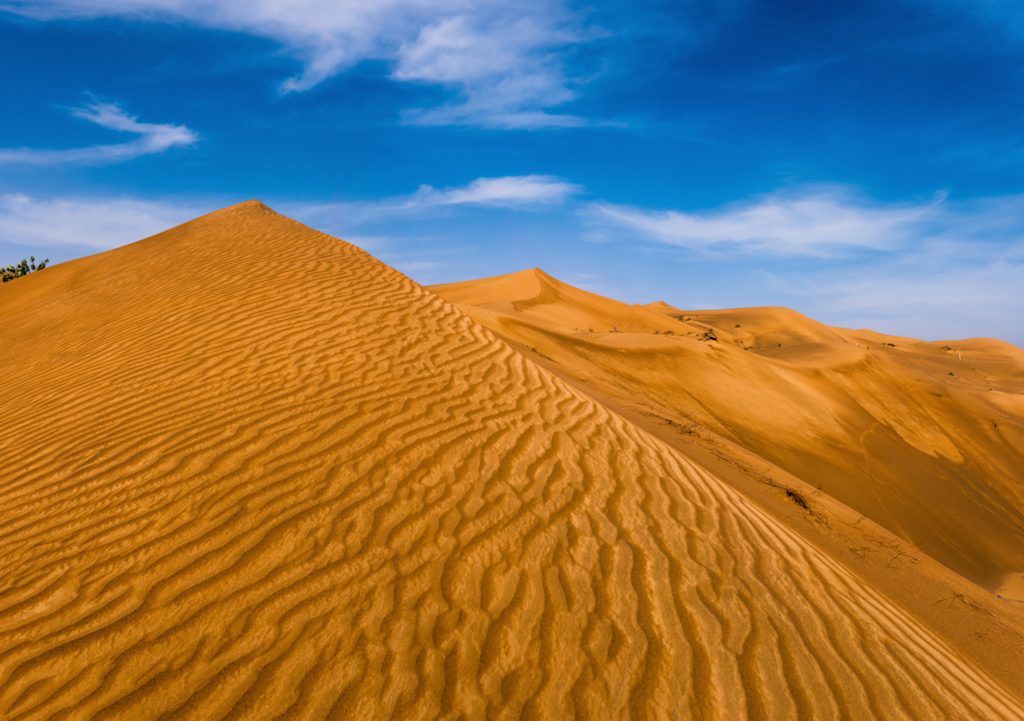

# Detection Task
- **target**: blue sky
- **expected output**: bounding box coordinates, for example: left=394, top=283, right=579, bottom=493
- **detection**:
left=1, top=0, right=1022, bottom=343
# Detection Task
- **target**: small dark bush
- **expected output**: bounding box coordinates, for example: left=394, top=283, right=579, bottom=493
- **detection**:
left=2, top=256, right=48, bottom=284
left=785, top=488, right=810, bottom=510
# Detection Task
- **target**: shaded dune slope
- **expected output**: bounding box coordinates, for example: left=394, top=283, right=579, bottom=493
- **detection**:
left=432, top=270, right=1024, bottom=594
left=1, top=203, right=1021, bottom=719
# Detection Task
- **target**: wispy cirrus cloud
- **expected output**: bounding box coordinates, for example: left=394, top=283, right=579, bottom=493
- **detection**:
left=0, top=101, right=197, bottom=165
left=810, top=194, right=1024, bottom=340
left=587, top=188, right=941, bottom=257
left=805, top=258, right=1024, bottom=341
left=1, top=0, right=583, bottom=128
left=583, top=186, right=1024, bottom=342
left=0, top=193, right=204, bottom=249
left=293, top=175, right=582, bottom=230
left=0, top=176, right=580, bottom=252
left=392, top=14, right=582, bottom=129
left=3, top=183, right=1022, bottom=343
left=406, top=175, right=582, bottom=209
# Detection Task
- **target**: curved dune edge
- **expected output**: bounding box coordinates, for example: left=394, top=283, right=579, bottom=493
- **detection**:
left=0, top=202, right=1021, bottom=719
left=431, top=269, right=1024, bottom=593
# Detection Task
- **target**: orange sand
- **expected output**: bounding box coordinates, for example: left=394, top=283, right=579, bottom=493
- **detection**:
left=0, top=204, right=1021, bottom=719
left=433, top=269, right=1024, bottom=593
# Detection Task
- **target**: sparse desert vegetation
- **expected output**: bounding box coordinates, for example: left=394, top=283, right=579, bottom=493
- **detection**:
left=1, top=256, right=48, bottom=284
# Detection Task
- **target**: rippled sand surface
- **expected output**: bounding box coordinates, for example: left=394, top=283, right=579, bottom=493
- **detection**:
left=1, top=202, right=1021, bottom=720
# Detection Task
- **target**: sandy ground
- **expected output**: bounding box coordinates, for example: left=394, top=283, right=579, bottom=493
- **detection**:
left=0, top=202, right=1021, bottom=719
left=433, top=269, right=1024, bottom=592
left=433, top=267, right=1024, bottom=698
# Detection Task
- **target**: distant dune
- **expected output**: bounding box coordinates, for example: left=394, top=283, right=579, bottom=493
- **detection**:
left=434, top=267, right=1024, bottom=699
left=1, top=203, right=1022, bottom=719
left=433, top=268, right=1024, bottom=593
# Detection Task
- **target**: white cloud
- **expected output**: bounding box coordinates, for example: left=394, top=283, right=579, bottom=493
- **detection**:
left=292, top=175, right=582, bottom=230
left=406, top=175, right=582, bottom=208
left=393, top=13, right=581, bottom=128
left=585, top=187, right=1024, bottom=342
left=0, top=194, right=204, bottom=248
left=802, top=195, right=1024, bottom=341
left=1, top=0, right=581, bottom=128
left=0, top=175, right=577, bottom=253
left=3, top=184, right=1021, bottom=344
left=588, top=188, right=943, bottom=257
left=0, top=101, right=197, bottom=165
left=795, top=258, right=1024, bottom=343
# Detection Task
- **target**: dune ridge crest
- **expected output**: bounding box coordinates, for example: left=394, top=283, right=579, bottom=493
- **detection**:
left=1, top=206, right=1022, bottom=719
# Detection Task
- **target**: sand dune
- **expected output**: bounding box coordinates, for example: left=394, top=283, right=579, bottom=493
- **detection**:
left=1, top=204, right=1022, bottom=719
left=433, top=269, right=1024, bottom=594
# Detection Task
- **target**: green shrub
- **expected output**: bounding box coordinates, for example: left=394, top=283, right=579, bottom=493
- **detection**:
left=1, top=256, right=48, bottom=284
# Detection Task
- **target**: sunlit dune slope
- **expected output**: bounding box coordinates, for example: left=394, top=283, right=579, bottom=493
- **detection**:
left=433, top=270, right=1024, bottom=600
left=1, top=205, right=1022, bottom=720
